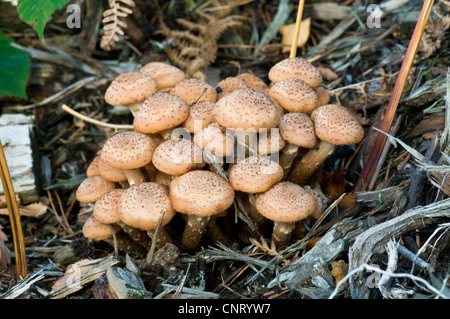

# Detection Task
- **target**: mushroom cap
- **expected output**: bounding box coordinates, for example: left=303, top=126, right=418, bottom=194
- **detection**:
left=76, top=175, right=116, bottom=203
left=104, top=71, right=158, bottom=106
left=152, top=137, right=204, bottom=175
left=101, top=131, right=157, bottom=170
left=139, top=62, right=186, bottom=89
left=315, top=86, right=330, bottom=105
left=268, top=58, right=323, bottom=88
left=215, top=77, right=249, bottom=99
left=311, top=104, right=364, bottom=145
left=98, top=157, right=127, bottom=182
left=93, top=189, right=124, bottom=224
left=257, top=129, right=287, bottom=155
left=169, top=170, right=235, bottom=217
left=82, top=215, right=115, bottom=241
left=193, top=122, right=235, bottom=157
left=118, top=182, right=176, bottom=230
left=182, top=100, right=217, bottom=133
left=255, top=181, right=316, bottom=223
left=235, top=73, right=269, bottom=92
left=213, top=88, right=282, bottom=132
left=279, top=112, right=318, bottom=148
left=228, top=156, right=284, bottom=193
left=86, top=156, right=101, bottom=177
left=133, top=92, right=190, bottom=134
left=267, top=78, right=321, bottom=113
left=170, top=78, right=218, bottom=105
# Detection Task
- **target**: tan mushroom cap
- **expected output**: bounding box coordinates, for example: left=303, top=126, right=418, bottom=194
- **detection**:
left=98, top=157, right=127, bottom=182
left=268, top=58, right=323, bottom=88
left=236, top=73, right=269, bottom=92
left=118, top=182, right=176, bottom=230
left=268, top=78, right=321, bottom=113
left=82, top=215, right=115, bottom=241
left=228, top=156, right=284, bottom=193
left=76, top=175, right=116, bottom=203
left=213, top=88, right=282, bottom=132
left=182, top=100, right=217, bottom=133
left=215, top=77, right=249, bottom=99
left=104, top=71, right=158, bottom=106
left=170, top=78, right=218, bottom=105
left=311, top=104, right=364, bottom=145
left=257, top=129, right=287, bottom=155
left=255, top=181, right=316, bottom=223
left=169, top=170, right=235, bottom=217
left=193, top=122, right=235, bottom=157
left=86, top=156, right=101, bottom=177
left=101, top=131, right=156, bottom=170
left=315, top=86, right=330, bottom=105
left=93, top=189, right=124, bottom=224
left=139, top=62, right=186, bottom=89
left=133, top=92, right=190, bottom=134
left=279, top=112, right=318, bottom=148
left=152, top=137, right=204, bottom=175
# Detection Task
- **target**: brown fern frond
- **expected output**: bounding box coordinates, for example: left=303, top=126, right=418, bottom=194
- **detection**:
left=100, top=0, right=136, bottom=51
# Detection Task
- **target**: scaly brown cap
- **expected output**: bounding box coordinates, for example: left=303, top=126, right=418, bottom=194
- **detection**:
left=139, top=62, right=186, bottom=89
left=170, top=78, right=218, bottom=105
left=182, top=100, right=217, bottom=133
left=76, top=175, right=116, bottom=203
left=279, top=112, right=318, bottom=148
left=82, top=215, right=116, bottom=241
left=268, top=78, right=320, bottom=113
left=268, top=58, right=323, bottom=88
left=193, top=122, right=235, bottom=157
left=215, top=77, right=249, bottom=99
left=93, top=189, right=124, bottom=224
left=236, top=73, right=269, bottom=92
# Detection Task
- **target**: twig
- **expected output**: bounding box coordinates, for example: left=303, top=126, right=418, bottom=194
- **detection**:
left=290, top=0, right=305, bottom=58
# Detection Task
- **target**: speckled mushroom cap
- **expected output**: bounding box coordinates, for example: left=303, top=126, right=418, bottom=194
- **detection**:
left=267, top=78, right=321, bottom=113
left=213, top=88, right=282, bottom=132
left=100, top=131, right=156, bottom=170
left=228, top=156, right=284, bottom=193
left=315, top=87, right=330, bottom=105
left=139, top=62, right=186, bottom=89
left=193, top=122, right=235, bottom=157
left=98, top=157, right=127, bottom=182
left=215, top=77, right=249, bottom=99
left=104, top=71, right=158, bottom=106
left=76, top=175, right=116, bottom=203
left=169, top=170, right=235, bottom=217
left=86, top=156, right=101, bottom=177
left=279, top=112, right=318, bottom=148
left=182, top=100, right=217, bottom=133
left=133, top=92, right=190, bottom=134
left=118, top=182, right=176, bottom=230
left=311, top=104, right=364, bottom=145
left=255, top=181, right=316, bottom=223
left=236, top=73, right=269, bottom=92
left=93, top=189, right=124, bottom=224
left=152, top=137, right=204, bottom=175
left=82, top=215, right=115, bottom=241
left=170, top=78, right=218, bottom=105
left=268, top=58, right=323, bottom=88
left=257, top=129, right=287, bottom=155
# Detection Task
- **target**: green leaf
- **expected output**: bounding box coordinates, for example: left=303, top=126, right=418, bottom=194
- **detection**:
left=16, top=0, right=70, bottom=40
left=0, top=30, right=30, bottom=99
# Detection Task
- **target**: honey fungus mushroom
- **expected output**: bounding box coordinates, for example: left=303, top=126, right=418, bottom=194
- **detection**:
left=169, top=170, right=235, bottom=250
left=170, top=78, right=218, bottom=105
left=76, top=175, right=116, bottom=205
left=182, top=100, right=217, bottom=133
left=268, top=57, right=323, bottom=88
left=288, top=104, right=364, bottom=185
left=139, top=62, right=186, bottom=90
left=104, top=71, right=158, bottom=115
left=255, top=181, right=316, bottom=248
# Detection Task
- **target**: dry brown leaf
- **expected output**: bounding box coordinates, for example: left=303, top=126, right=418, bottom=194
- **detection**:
left=278, top=18, right=311, bottom=53
left=331, top=260, right=349, bottom=287
left=51, top=258, right=96, bottom=291
left=0, top=198, right=48, bottom=218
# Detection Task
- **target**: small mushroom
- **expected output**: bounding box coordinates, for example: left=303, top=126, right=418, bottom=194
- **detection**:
left=82, top=214, right=118, bottom=241
left=76, top=175, right=116, bottom=205
left=139, top=62, right=186, bottom=90
left=215, top=76, right=249, bottom=99
left=86, top=155, right=101, bottom=177
left=268, top=57, right=323, bottom=88
left=235, top=73, right=269, bottom=92
left=169, top=170, right=235, bottom=250
left=182, top=100, right=217, bottom=133
left=193, top=122, right=235, bottom=159
left=170, top=78, right=218, bottom=105
left=255, top=181, right=316, bottom=248
left=104, top=71, right=158, bottom=115
left=314, top=86, right=330, bottom=106
left=278, top=112, right=318, bottom=177
left=257, top=128, right=287, bottom=156
left=288, top=104, right=364, bottom=185
left=100, top=131, right=157, bottom=187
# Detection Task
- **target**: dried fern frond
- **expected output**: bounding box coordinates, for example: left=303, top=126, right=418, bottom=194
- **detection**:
left=100, top=0, right=136, bottom=51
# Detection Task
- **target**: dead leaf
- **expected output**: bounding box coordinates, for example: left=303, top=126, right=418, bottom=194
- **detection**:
left=0, top=198, right=48, bottom=218
left=278, top=18, right=311, bottom=53
left=331, top=260, right=349, bottom=287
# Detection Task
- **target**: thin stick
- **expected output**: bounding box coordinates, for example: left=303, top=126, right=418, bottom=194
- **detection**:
left=61, top=104, right=134, bottom=130
left=0, top=139, right=28, bottom=278
left=290, top=0, right=305, bottom=58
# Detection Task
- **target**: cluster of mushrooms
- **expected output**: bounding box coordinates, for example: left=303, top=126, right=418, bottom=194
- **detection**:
left=76, top=57, right=364, bottom=253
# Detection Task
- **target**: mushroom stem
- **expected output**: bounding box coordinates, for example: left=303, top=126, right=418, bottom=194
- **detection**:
left=124, top=169, right=146, bottom=187
left=288, top=141, right=336, bottom=185
left=181, top=215, right=211, bottom=250
left=272, top=221, right=296, bottom=248
left=247, top=193, right=268, bottom=233
left=147, top=228, right=174, bottom=249
left=117, top=222, right=152, bottom=249
left=206, top=215, right=233, bottom=247
left=278, top=143, right=299, bottom=178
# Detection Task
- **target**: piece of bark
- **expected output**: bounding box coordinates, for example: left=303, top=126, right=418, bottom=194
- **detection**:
left=402, top=72, right=447, bottom=108
left=105, top=266, right=151, bottom=299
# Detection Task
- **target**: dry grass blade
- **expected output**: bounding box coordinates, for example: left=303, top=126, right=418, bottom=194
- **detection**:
left=100, top=0, right=136, bottom=51
left=354, top=0, right=436, bottom=193
left=0, top=139, right=27, bottom=279
left=290, top=0, right=306, bottom=58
